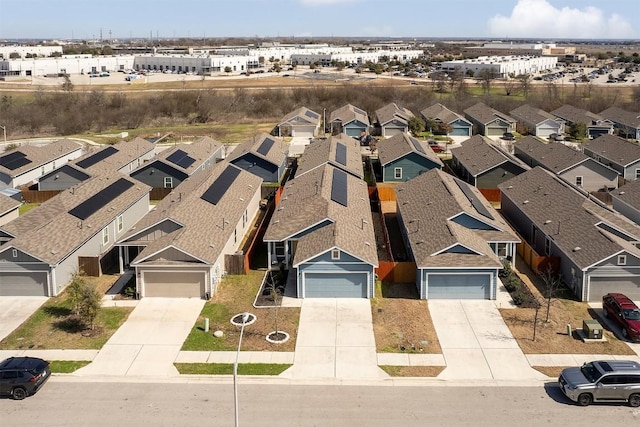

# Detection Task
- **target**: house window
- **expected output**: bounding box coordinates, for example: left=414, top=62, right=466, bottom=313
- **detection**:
left=164, top=177, right=173, bottom=188
left=331, top=249, right=340, bottom=260
left=544, top=237, right=551, bottom=256
left=618, top=255, right=627, bottom=265
left=41, top=166, right=45, bottom=175
left=234, top=228, right=237, bottom=244
left=102, top=227, right=109, bottom=245
left=242, top=209, right=247, bottom=228
left=394, top=167, right=402, bottom=179
left=636, top=169, right=640, bottom=180
left=497, top=243, right=507, bottom=257
left=274, top=242, right=285, bottom=260
left=575, top=176, right=583, bottom=187
left=117, top=215, right=124, bottom=232
left=12, top=249, right=18, bottom=258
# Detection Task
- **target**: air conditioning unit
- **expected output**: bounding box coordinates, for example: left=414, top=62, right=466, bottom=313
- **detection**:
left=583, top=319, right=603, bottom=339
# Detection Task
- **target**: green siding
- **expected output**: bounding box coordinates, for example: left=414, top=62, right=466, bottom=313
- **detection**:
left=383, top=152, right=441, bottom=182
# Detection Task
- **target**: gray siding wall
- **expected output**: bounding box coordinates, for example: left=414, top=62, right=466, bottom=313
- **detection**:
left=38, top=166, right=89, bottom=191
left=130, top=162, right=188, bottom=189
left=559, top=161, right=618, bottom=192
left=231, top=154, right=280, bottom=183
left=0, top=172, right=11, bottom=189
left=419, top=268, right=497, bottom=299
left=383, top=152, right=440, bottom=182
left=476, top=163, right=526, bottom=189
left=612, top=197, right=640, bottom=226
left=582, top=148, right=626, bottom=177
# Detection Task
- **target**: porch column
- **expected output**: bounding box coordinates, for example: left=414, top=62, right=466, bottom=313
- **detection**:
left=267, top=242, right=273, bottom=269
left=118, top=246, right=124, bottom=274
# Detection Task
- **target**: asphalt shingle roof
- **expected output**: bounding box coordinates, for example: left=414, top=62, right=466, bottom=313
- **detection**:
left=154, top=136, right=224, bottom=174
left=464, top=102, right=515, bottom=125
left=0, top=139, right=82, bottom=177
left=582, top=134, right=640, bottom=167
left=74, top=137, right=155, bottom=174
left=295, top=134, right=363, bottom=178
left=375, top=103, right=414, bottom=126
left=510, top=104, right=557, bottom=126
left=278, top=106, right=321, bottom=127
left=599, top=107, right=640, bottom=129
left=611, top=178, right=640, bottom=211
left=226, top=133, right=287, bottom=167
left=498, top=167, right=640, bottom=269
left=377, top=133, right=443, bottom=167
left=451, top=135, right=524, bottom=177
left=329, top=104, right=370, bottom=126
left=395, top=169, right=519, bottom=268
left=514, top=136, right=589, bottom=173
left=0, top=193, right=20, bottom=216
left=420, top=103, right=467, bottom=125
left=550, top=104, right=603, bottom=125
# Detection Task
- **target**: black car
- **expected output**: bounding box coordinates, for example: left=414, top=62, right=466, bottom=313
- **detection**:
left=0, top=357, right=51, bottom=400
left=502, top=132, right=515, bottom=141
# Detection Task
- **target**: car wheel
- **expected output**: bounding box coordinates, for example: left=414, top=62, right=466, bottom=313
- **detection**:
left=12, top=387, right=28, bottom=400
left=602, top=309, right=608, bottom=318
left=629, top=393, right=640, bottom=407
left=622, top=328, right=629, bottom=339
left=577, top=393, right=592, bottom=406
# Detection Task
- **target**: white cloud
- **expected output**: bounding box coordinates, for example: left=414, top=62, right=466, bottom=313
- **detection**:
left=487, top=0, right=636, bottom=39
left=299, top=0, right=359, bottom=5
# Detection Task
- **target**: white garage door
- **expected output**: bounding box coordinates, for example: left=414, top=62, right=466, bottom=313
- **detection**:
left=487, top=126, right=507, bottom=136
left=0, top=273, right=48, bottom=296
left=537, top=125, right=557, bottom=138
left=142, top=271, right=205, bottom=298
left=292, top=126, right=316, bottom=138
left=588, top=277, right=640, bottom=302
left=304, top=273, right=368, bottom=298
left=427, top=274, right=491, bottom=299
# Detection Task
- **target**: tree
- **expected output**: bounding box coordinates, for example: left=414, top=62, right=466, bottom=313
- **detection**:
left=67, top=273, right=102, bottom=330
left=568, top=122, right=587, bottom=140
left=538, top=265, right=563, bottom=323
left=224, top=66, right=232, bottom=73
left=62, top=75, right=74, bottom=92
left=448, top=67, right=463, bottom=93
left=516, top=74, right=532, bottom=98
left=478, top=68, right=498, bottom=94
left=408, top=116, right=426, bottom=136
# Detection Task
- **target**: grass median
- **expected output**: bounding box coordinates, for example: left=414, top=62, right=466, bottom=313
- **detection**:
left=174, top=363, right=291, bottom=376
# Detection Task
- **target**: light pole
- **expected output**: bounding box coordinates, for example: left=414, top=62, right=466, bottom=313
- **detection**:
left=233, top=312, right=254, bottom=427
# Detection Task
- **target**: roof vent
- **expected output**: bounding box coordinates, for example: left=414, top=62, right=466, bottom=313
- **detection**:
left=523, top=200, right=529, bottom=204
left=572, top=247, right=581, bottom=252
left=544, top=220, right=552, bottom=224
left=619, top=191, right=625, bottom=195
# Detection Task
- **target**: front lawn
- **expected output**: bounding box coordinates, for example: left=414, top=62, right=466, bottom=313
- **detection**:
left=379, top=365, right=445, bottom=377
left=49, top=360, right=91, bottom=373
left=0, top=275, right=133, bottom=350
left=174, top=363, right=291, bottom=375
left=181, top=270, right=300, bottom=352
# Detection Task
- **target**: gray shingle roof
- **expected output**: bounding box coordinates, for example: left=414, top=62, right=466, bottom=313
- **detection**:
left=120, top=162, right=262, bottom=265
left=375, top=103, right=414, bottom=126
left=582, top=134, right=640, bottom=166
left=155, top=136, right=224, bottom=174
left=514, top=136, right=589, bottom=173
left=599, top=107, right=640, bottom=129
left=226, top=133, right=287, bottom=167
left=278, top=106, right=321, bottom=127
left=0, top=193, right=20, bottom=216
left=451, top=135, right=525, bottom=177
left=0, top=139, right=82, bottom=177
left=264, top=164, right=377, bottom=266
left=74, top=137, right=155, bottom=174
left=420, top=103, right=468, bottom=125
left=329, top=104, right=370, bottom=126
left=550, top=104, right=603, bottom=125
left=395, top=169, right=519, bottom=268
left=611, top=178, right=640, bottom=211
left=510, top=104, right=557, bottom=126
left=0, top=175, right=151, bottom=264
left=498, top=167, right=640, bottom=269
left=295, top=134, right=363, bottom=178
left=377, top=133, right=443, bottom=167
left=464, top=102, right=515, bottom=125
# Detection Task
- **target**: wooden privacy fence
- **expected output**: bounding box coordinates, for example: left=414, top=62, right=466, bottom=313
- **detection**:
left=516, top=241, right=560, bottom=275
left=150, top=187, right=172, bottom=200
left=376, top=184, right=397, bottom=202
left=20, top=189, right=61, bottom=203
left=376, top=261, right=416, bottom=283
left=479, top=188, right=501, bottom=203
left=243, top=194, right=278, bottom=272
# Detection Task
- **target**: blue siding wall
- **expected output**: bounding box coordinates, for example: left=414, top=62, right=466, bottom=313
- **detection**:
left=344, top=120, right=368, bottom=137
left=130, top=162, right=188, bottom=188
left=383, top=152, right=441, bottom=182
left=419, top=268, right=497, bottom=299
left=231, top=153, right=280, bottom=183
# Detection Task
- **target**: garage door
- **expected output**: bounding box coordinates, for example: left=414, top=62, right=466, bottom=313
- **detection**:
left=142, top=271, right=205, bottom=298
left=304, top=273, right=368, bottom=298
left=0, top=273, right=48, bottom=296
left=487, top=126, right=507, bottom=136
left=588, top=277, right=640, bottom=302
left=537, top=126, right=557, bottom=138
left=427, top=274, right=491, bottom=299
left=384, top=127, right=405, bottom=137
left=450, top=126, right=470, bottom=136
left=292, top=126, right=316, bottom=138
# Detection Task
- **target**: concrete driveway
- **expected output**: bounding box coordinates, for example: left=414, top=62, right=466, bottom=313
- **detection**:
left=75, top=298, right=204, bottom=377
left=589, top=302, right=640, bottom=356
left=0, top=297, right=48, bottom=342
left=429, top=300, right=546, bottom=381
left=281, top=299, right=387, bottom=380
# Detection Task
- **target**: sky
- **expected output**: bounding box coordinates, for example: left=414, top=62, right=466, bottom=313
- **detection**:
left=0, top=0, right=638, bottom=40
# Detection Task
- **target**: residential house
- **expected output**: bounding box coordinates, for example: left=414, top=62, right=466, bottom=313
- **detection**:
left=227, top=133, right=288, bottom=183
left=295, top=134, right=363, bottom=179
left=377, top=133, right=443, bottom=182
left=550, top=104, right=614, bottom=139
left=0, top=139, right=83, bottom=190
left=499, top=167, right=640, bottom=301
left=263, top=163, right=377, bottom=298
left=395, top=169, right=520, bottom=300
left=39, top=137, right=156, bottom=191
left=0, top=193, right=20, bottom=227
left=375, top=102, right=414, bottom=137
left=611, top=179, right=640, bottom=226
left=514, top=136, right=618, bottom=192
left=509, top=104, right=564, bottom=138
left=0, top=175, right=151, bottom=296
left=130, top=136, right=224, bottom=192
left=277, top=107, right=322, bottom=138
left=463, top=102, right=516, bottom=137
left=420, top=103, right=472, bottom=137
left=450, top=135, right=528, bottom=189
left=329, top=104, right=370, bottom=138
left=599, top=106, right=640, bottom=140
left=115, top=162, right=262, bottom=298
left=582, top=134, right=640, bottom=181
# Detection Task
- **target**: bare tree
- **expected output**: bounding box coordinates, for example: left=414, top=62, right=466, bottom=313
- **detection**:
left=515, top=74, right=532, bottom=98
left=538, top=265, right=563, bottom=323
left=478, top=69, right=499, bottom=94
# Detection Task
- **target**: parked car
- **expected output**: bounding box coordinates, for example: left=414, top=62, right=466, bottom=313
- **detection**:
left=602, top=293, right=640, bottom=341
left=558, top=360, right=640, bottom=407
left=548, top=133, right=564, bottom=141
left=502, top=132, right=515, bottom=141
left=0, top=356, right=51, bottom=400
left=427, top=140, right=444, bottom=153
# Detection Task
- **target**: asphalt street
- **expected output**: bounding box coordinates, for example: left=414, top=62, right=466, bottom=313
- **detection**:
left=2, top=380, right=639, bottom=426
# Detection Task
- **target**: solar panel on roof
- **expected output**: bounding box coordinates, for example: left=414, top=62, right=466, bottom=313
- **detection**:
left=68, top=178, right=134, bottom=220
left=256, top=138, right=276, bottom=156
left=453, top=177, right=494, bottom=220
left=335, top=143, right=347, bottom=166
left=409, top=137, right=426, bottom=154
left=76, top=146, right=118, bottom=169
left=305, top=110, right=319, bottom=119
left=166, top=149, right=197, bottom=169
left=331, top=168, right=348, bottom=207
left=201, top=165, right=241, bottom=205
left=0, top=152, right=32, bottom=171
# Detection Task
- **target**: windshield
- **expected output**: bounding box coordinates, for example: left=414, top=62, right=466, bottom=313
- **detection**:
left=580, top=363, right=601, bottom=383
left=624, top=309, right=640, bottom=320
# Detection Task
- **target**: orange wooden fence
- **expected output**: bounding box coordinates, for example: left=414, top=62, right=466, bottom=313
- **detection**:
left=516, top=241, right=560, bottom=275
left=376, top=261, right=416, bottom=283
